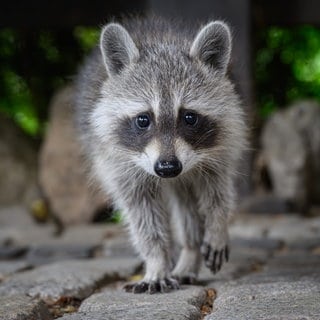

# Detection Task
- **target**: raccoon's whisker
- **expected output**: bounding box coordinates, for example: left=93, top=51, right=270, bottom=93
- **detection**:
left=193, top=129, right=216, bottom=147
left=199, top=159, right=247, bottom=178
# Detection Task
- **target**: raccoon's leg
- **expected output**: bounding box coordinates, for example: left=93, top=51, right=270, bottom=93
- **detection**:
left=169, top=183, right=204, bottom=284
left=122, top=191, right=179, bottom=294
left=199, top=176, right=233, bottom=274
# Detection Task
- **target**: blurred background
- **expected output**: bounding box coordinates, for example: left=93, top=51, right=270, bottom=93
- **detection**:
left=1, top=0, right=320, bottom=228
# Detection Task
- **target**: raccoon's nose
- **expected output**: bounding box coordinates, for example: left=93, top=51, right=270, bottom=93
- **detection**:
left=154, top=157, right=182, bottom=178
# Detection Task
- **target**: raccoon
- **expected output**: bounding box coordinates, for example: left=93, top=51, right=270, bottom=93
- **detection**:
left=75, top=17, right=246, bottom=294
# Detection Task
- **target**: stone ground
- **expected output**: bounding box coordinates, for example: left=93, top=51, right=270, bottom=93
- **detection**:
left=0, top=206, right=320, bottom=320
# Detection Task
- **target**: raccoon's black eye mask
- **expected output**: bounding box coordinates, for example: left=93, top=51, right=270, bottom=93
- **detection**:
left=116, top=107, right=218, bottom=152
left=177, top=108, right=219, bottom=149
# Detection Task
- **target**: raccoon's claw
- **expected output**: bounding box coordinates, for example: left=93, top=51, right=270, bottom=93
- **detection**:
left=124, top=277, right=180, bottom=294
left=201, top=242, right=229, bottom=274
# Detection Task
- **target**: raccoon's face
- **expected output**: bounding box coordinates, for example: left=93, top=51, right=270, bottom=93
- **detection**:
left=114, top=104, right=220, bottom=178
left=93, top=20, right=242, bottom=179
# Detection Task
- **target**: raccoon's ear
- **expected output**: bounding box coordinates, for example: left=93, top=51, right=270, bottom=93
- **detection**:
left=100, top=23, right=139, bottom=76
left=190, top=21, right=231, bottom=75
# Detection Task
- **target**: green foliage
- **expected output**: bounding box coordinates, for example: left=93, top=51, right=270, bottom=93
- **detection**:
left=0, top=27, right=98, bottom=137
left=255, top=25, right=320, bottom=117
left=109, top=210, right=123, bottom=223
left=74, top=27, right=99, bottom=53
left=0, top=29, right=38, bottom=135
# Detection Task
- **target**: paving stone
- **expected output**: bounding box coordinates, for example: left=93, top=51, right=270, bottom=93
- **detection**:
left=0, top=206, right=56, bottom=247
left=0, top=206, right=36, bottom=226
left=258, top=252, right=320, bottom=282
left=0, top=232, right=12, bottom=247
left=101, top=236, right=137, bottom=258
left=0, top=261, right=31, bottom=281
left=240, top=268, right=320, bottom=285
left=58, top=224, right=122, bottom=247
left=230, top=237, right=283, bottom=252
left=0, top=257, right=141, bottom=303
left=206, top=280, right=320, bottom=320
left=0, top=245, right=28, bottom=259
left=25, top=244, right=95, bottom=266
left=267, top=252, right=320, bottom=269
left=0, top=294, right=52, bottom=320
left=268, top=216, right=320, bottom=242
left=239, top=194, right=291, bottom=214
left=58, top=286, right=207, bottom=320
left=0, top=226, right=56, bottom=247
left=285, top=238, right=320, bottom=251
left=23, top=224, right=125, bottom=266
left=230, top=214, right=320, bottom=243
left=229, top=215, right=275, bottom=239
left=0, top=222, right=115, bottom=248
left=1, top=208, right=319, bottom=319
left=199, top=247, right=269, bottom=284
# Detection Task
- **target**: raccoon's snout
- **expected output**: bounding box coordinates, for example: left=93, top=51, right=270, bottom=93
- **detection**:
left=154, top=157, right=182, bottom=178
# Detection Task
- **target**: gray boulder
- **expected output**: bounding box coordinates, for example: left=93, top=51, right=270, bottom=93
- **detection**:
left=0, top=115, right=39, bottom=206
left=261, top=100, right=320, bottom=211
left=39, top=86, right=110, bottom=225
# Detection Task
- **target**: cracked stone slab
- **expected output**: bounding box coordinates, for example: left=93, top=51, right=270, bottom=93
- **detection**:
left=0, top=294, right=52, bottom=320
left=58, top=286, right=208, bottom=320
left=0, top=257, right=141, bottom=303
left=206, top=280, right=320, bottom=320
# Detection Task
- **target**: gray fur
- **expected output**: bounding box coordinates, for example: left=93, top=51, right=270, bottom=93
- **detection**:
left=74, top=16, right=247, bottom=293
left=190, top=21, right=232, bottom=75
left=100, top=23, right=139, bottom=75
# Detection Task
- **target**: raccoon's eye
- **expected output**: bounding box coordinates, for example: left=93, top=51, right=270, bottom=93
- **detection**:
left=135, top=114, right=151, bottom=129
left=184, top=112, right=198, bottom=126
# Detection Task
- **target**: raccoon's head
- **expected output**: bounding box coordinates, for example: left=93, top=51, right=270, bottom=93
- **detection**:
left=92, top=19, right=244, bottom=179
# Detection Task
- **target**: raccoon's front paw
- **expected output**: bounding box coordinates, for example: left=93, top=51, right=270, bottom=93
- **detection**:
left=123, top=277, right=179, bottom=294
left=201, top=242, right=229, bottom=274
